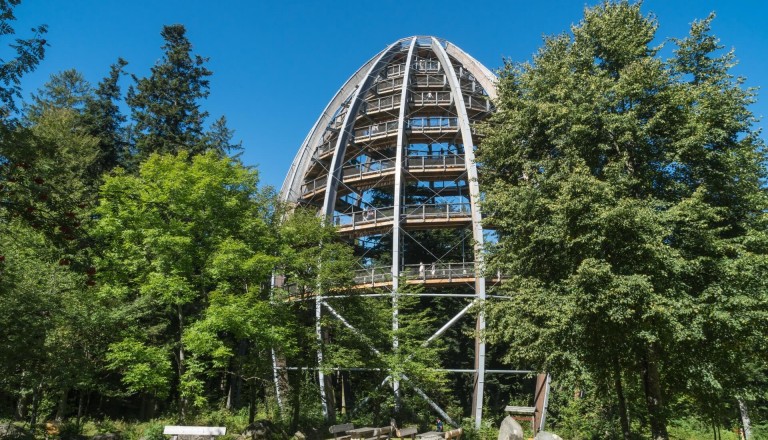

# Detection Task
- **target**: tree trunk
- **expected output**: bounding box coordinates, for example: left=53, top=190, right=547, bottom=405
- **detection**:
left=140, top=394, right=148, bottom=420
left=613, top=359, right=630, bottom=440
left=225, top=371, right=234, bottom=410
left=738, top=399, right=752, bottom=440
left=76, top=391, right=84, bottom=428
left=233, top=375, right=242, bottom=410
left=289, top=370, right=301, bottom=433
left=146, top=394, right=156, bottom=420
left=30, top=382, right=41, bottom=432
left=340, top=372, right=349, bottom=416
left=226, top=340, right=247, bottom=410
left=55, top=388, right=68, bottom=421
left=16, top=393, right=28, bottom=421
left=249, top=381, right=257, bottom=425
left=16, top=371, right=28, bottom=421
left=325, top=372, right=337, bottom=424
left=322, top=328, right=336, bottom=423
left=642, top=345, right=668, bottom=440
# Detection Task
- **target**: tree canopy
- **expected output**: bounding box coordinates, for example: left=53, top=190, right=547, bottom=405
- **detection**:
left=480, top=2, right=768, bottom=439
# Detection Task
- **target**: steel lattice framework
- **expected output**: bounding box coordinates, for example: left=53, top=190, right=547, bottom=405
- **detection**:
left=279, top=36, right=508, bottom=428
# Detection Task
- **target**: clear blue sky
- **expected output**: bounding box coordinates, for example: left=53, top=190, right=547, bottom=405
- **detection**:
left=14, top=0, right=768, bottom=189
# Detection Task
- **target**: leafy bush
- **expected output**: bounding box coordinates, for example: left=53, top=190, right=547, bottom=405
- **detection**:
left=140, top=421, right=166, bottom=440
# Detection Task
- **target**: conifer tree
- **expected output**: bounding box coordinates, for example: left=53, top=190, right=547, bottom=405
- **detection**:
left=83, top=58, right=129, bottom=175
left=480, top=3, right=768, bottom=439
left=127, top=24, right=212, bottom=160
left=25, top=69, right=92, bottom=120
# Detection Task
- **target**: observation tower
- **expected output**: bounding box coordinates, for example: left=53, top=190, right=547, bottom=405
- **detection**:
left=280, top=36, right=503, bottom=427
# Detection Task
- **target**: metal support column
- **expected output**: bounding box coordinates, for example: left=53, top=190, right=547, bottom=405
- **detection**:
left=316, top=43, right=398, bottom=419
left=391, top=37, right=417, bottom=409
left=431, top=37, right=487, bottom=429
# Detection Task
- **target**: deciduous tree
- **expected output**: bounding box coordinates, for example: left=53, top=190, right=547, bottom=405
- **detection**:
left=94, top=152, right=279, bottom=419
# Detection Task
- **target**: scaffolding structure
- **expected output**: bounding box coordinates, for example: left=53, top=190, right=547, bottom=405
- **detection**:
left=279, top=36, right=501, bottom=428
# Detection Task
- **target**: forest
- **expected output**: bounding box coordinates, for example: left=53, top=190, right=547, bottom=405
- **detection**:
left=1, top=1, right=767, bottom=439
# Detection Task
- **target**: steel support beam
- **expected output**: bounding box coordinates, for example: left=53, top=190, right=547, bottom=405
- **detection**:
left=431, top=37, right=487, bottom=429
left=391, top=37, right=417, bottom=408
left=321, top=43, right=399, bottom=216
left=280, top=48, right=388, bottom=202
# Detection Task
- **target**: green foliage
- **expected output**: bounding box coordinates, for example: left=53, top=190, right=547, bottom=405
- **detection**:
left=83, top=58, right=130, bottom=174
left=138, top=422, right=167, bottom=440
left=277, top=208, right=356, bottom=296
left=667, top=418, right=741, bottom=440
left=94, top=151, right=283, bottom=416
left=127, top=24, right=210, bottom=159
left=126, top=24, right=238, bottom=161
left=387, top=283, right=449, bottom=400
left=0, top=5, right=293, bottom=427
left=0, top=0, right=47, bottom=118
left=106, top=338, right=173, bottom=398
left=25, top=69, right=93, bottom=120
left=481, top=1, right=768, bottom=438
left=458, top=417, right=499, bottom=440
left=1, top=107, right=99, bottom=247
left=553, top=392, right=622, bottom=439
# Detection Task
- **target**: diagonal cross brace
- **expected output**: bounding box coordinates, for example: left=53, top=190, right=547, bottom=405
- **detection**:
left=321, top=299, right=473, bottom=426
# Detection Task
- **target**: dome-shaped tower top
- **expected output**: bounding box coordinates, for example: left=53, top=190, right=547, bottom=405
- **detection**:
left=281, top=36, right=497, bottom=206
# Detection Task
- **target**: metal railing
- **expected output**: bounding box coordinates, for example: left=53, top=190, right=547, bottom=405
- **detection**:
left=463, top=94, right=491, bottom=112
left=460, top=77, right=480, bottom=93
left=354, top=120, right=399, bottom=139
left=401, top=202, right=471, bottom=220
left=301, top=156, right=460, bottom=196
left=316, top=140, right=336, bottom=158
left=401, top=261, right=476, bottom=281
left=407, top=154, right=464, bottom=170
left=354, top=267, right=393, bottom=284
left=363, top=94, right=400, bottom=114
left=408, top=117, right=458, bottom=129
left=353, top=261, right=477, bottom=285
left=333, top=202, right=471, bottom=230
left=413, top=91, right=452, bottom=106
left=333, top=206, right=396, bottom=228
left=413, top=74, right=446, bottom=87
left=278, top=260, right=502, bottom=296
left=387, top=63, right=406, bottom=77
left=377, top=77, right=404, bottom=93
left=301, top=175, right=328, bottom=195
left=343, top=158, right=396, bottom=178
left=412, top=59, right=441, bottom=72
left=353, top=117, right=460, bottom=140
